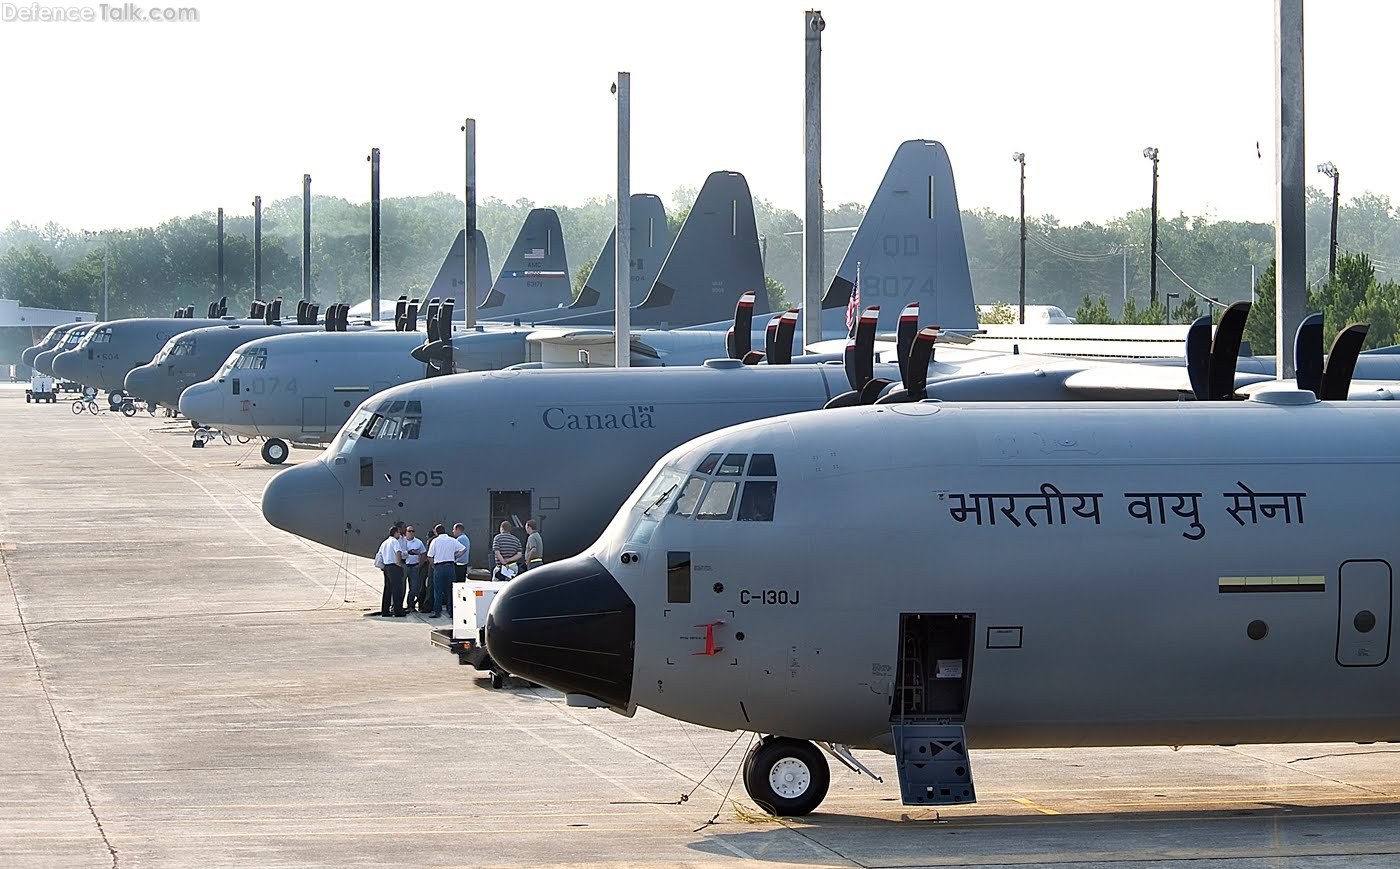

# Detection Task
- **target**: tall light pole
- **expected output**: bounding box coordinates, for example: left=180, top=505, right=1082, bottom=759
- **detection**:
left=1317, top=161, right=1339, bottom=280
left=613, top=72, right=631, bottom=369
left=367, top=148, right=381, bottom=323
left=302, top=174, right=312, bottom=302
left=1011, top=152, right=1026, bottom=324
left=802, top=9, right=825, bottom=350
left=462, top=118, right=478, bottom=328
left=252, top=196, right=263, bottom=301
left=1143, top=146, right=1160, bottom=307
left=82, top=230, right=109, bottom=319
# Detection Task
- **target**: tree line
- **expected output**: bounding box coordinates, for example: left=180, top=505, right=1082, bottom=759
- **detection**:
left=4, top=185, right=1400, bottom=349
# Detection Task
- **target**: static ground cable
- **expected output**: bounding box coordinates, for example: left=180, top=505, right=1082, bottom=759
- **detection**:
left=2, top=550, right=120, bottom=869
left=693, top=732, right=756, bottom=832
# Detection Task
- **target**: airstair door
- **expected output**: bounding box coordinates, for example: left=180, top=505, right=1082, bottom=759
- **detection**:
left=1337, top=560, right=1392, bottom=667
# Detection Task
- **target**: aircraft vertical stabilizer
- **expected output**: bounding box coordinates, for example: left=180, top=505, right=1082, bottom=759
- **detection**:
left=541, top=173, right=766, bottom=329
left=424, top=230, right=493, bottom=316
left=821, top=140, right=978, bottom=334
left=570, top=194, right=670, bottom=312
left=478, top=208, right=570, bottom=317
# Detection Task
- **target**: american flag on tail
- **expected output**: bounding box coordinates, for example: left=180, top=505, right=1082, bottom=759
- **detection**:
left=846, top=263, right=862, bottom=334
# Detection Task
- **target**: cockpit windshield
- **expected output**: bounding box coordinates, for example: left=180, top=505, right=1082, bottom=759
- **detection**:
left=618, top=450, right=778, bottom=547
left=362, top=399, right=422, bottom=441
left=218, top=346, right=267, bottom=376
left=89, top=327, right=112, bottom=344
left=154, top=336, right=196, bottom=364
left=332, top=407, right=376, bottom=455
left=63, top=328, right=91, bottom=347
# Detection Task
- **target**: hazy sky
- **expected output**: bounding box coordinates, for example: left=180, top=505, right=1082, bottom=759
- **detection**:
left=0, top=0, right=1391, bottom=231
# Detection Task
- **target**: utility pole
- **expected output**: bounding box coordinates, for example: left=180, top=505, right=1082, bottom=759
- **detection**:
left=302, top=174, right=312, bottom=302
left=1143, top=146, right=1160, bottom=307
left=1317, top=161, right=1339, bottom=280
left=1275, top=0, right=1306, bottom=379
left=1012, top=152, right=1026, bottom=324
left=802, top=9, right=825, bottom=350
left=252, top=196, right=263, bottom=301
left=462, top=118, right=478, bottom=328
left=614, top=72, right=631, bottom=368
left=216, top=207, right=224, bottom=300
left=368, top=149, right=381, bottom=323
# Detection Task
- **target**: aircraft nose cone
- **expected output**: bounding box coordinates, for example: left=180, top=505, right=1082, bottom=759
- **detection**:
left=179, top=382, right=221, bottom=423
left=261, top=461, right=345, bottom=547
left=22, top=346, right=43, bottom=368
left=125, top=365, right=157, bottom=401
left=486, top=555, right=635, bottom=708
left=52, top=350, right=81, bottom=382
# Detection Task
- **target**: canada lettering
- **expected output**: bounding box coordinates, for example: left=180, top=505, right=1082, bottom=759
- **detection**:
left=543, top=405, right=656, bottom=431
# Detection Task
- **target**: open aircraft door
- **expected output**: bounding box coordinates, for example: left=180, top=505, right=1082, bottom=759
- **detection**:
left=1337, top=560, right=1392, bottom=667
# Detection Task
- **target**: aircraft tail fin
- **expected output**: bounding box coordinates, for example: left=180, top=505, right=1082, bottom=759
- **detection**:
left=633, top=171, right=767, bottom=328
left=479, top=209, right=569, bottom=316
left=425, top=230, right=492, bottom=314
left=821, top=140, right=978, bottom=334
left=569, top=194, right=670, bottom=311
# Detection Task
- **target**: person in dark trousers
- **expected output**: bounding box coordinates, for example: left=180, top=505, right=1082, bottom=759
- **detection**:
left=375, top=525, right=406, bottom=617
left=452, top=522, right=471, bottom=584
left=400, top=525, right=428, bottom=612
left=427, top=523, right=466, bottom=619
left=492, top=521, right=522, bottom=580
left=523, top=519, right=544, bottom=572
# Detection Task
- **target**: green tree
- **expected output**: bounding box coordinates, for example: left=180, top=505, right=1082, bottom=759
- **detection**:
left=765, top=275, right=789, bottom=310
left=1075, top=293, right=1114, bottom=324
left=573, top=255, right=597, bottom=299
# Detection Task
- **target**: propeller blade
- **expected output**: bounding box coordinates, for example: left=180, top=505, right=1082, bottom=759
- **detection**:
left=1320, top=323, right=1369, bottom=400
left=263, top=301, right=275, bottom=325
left=218, top=296, right=227, bottom=318
left=895, top=302, right=919, bottom=386
left=1293, top=312, right=1325, bottom=397
left=762, top=315, right=781, bottom=362
left=394, top=297, right=409, bottom=332
left=307, top=303, right=319, bottom=327
left=439, top=298, right=455, bottom=339
left=860, top=377, right=893, bottom=405
left=728, top=291, right=756, bottom=360
left=295, top=300, right=306, bottom=325
left=185, top=304, right=196, bottom=318
left=206, top=302, right=217, bottom=318
left=1207, top=301, right=1251, bottom=400
left=741, top=350, right=766, bottom=365
left=823, top=389, right=860, bottom=409
left=907, top=325, right=936, bottom=400
left=407, top=298, right=421, bottom=333
left=1184, top=315, right=1212, bottom=400
left=842, top=336, right=859, bottom=391
left=271, top=297, right=283, bottom=322
left=248, top=301, right=259, bottom=318
left=770, top=309, right=799, bottom=366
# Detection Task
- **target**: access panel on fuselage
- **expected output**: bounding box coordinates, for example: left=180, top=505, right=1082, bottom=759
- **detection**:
left=1338, top=560, right=1392, bottom=667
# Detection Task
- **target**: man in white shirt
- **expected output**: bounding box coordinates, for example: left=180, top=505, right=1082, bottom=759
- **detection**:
left=427, top=524, right=467, bottom=619
left=375, top=525, right=406, bottom=618
left=400, top=525, right=428, bottom=613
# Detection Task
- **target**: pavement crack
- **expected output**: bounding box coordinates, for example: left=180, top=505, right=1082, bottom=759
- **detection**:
left=2, top=550, right=120, bottom=869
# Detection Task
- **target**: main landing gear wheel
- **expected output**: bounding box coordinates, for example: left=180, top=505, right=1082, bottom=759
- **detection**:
left=107, top=390, right=125, bottom=411
left=742, top=737, right=830, bottom=817
left=261, top=438, right=289, bottom=465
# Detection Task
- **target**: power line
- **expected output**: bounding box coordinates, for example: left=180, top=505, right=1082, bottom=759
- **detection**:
left=1154, top=253, right=1228, bottom=309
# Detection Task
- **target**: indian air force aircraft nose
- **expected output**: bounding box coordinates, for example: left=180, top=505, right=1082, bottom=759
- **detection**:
left=487, top=395, right=1400, bottom=816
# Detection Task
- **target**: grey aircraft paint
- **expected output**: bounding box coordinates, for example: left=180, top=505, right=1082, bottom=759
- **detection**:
left=539, top=173, right=767, bottom=329
left=505, top=194, right=670, bottom=323
left=477, top=208, right=570, bottom=317
left=23, top=323, right=83, bottom=370
left=52, top=317, right=255, bottom=393
left=347, top=230, right=492, bottom=322
left=260, top=361, right=851, bottom=560
left=34, top=323, right=94, bottom=378
left=816, top=139, right=978, bottom=335
left=486, top=395, right=1400, bottom=813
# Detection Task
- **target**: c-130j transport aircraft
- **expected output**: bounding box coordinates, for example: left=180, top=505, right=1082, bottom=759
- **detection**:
left=485, top=393, right=1400, bottom=816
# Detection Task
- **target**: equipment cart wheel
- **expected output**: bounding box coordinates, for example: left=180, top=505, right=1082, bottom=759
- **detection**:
left=742, top=737, right=830, bottom=817
left=261, top=438, right=289, bottom=465
left=120, top=400, right=137, bottom=417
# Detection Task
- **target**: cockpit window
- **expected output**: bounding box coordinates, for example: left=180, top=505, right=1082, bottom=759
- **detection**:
left=737, top=481, right=777, bottom=521
left=89, top=328, right=112, bottom=344
left=334, top=408, right=375, bottom=455
left=695, top=453, right=722, bottom=475
left=64, top=329, right=90, bottom=347
left=716, top=454, right=746, bottom=476
left=362, top=400, right=421, bottom=440
left=230, top=347, right=267, bottom=370
left=156, top=337, right=196, bottom=363
left=747, top=453, right=777, bottom=477
left=695, top=480, right=739, bottom=520
left=669, top=476, right=706, bottom=517
left=638, top=468, right=685, bottom=517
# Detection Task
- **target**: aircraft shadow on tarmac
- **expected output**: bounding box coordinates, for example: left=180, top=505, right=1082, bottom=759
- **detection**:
left=685, top=799, right=1400, bottom=864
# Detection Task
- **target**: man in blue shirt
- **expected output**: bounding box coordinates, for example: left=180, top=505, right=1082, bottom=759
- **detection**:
left=452, top=522, right=472, bottom=584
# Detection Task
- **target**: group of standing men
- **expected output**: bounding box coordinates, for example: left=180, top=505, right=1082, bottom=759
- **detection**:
left=375, top=519, right=544, bottom=619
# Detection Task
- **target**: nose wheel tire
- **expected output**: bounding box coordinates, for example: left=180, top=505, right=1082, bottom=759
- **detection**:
left=742, top=737, right=830, bottom=817
left=261, top=438, right=290, bottom=465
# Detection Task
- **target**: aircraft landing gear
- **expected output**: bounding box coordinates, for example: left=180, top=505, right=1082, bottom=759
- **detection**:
left=120, top=399, right=137, bottom=417
left=261, top=438, right=289, bottom=465
left=742, top=736, right=830, bottom=816
left=107, top=390, right=125, bottom=411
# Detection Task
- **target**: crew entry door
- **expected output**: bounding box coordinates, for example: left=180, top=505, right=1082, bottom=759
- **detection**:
left=1338, top=560, right=1392, bottom=666
left=489, top=490, right=532, bottom=551
left=302, top=396, right=327, bottom=434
